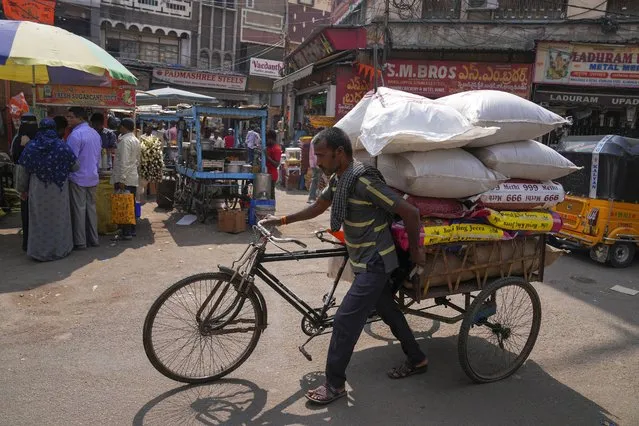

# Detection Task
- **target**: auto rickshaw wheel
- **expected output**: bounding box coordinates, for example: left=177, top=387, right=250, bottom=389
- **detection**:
left=608, top=242, right=636, bottom=268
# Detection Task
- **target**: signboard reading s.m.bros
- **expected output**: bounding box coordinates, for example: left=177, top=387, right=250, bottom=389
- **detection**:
left=384, top=60, right=532, bottom=98
left=153, top=68, right=247, bottom=91
left=534, top=42, right=639, bottom=88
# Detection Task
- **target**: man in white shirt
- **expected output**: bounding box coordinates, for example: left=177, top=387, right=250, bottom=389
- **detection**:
left=111, top=118, right=141, bottom=240
left=245, top=125, right=261, bottom=165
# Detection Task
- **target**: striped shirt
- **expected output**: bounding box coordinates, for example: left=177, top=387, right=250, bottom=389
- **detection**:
left=320, top=173, right=401, bottom=274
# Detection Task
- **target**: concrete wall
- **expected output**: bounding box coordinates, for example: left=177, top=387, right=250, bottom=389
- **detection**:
left=383, top=21, right=639, bottom=51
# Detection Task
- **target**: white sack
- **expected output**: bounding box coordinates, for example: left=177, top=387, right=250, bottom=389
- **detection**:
left=359, top=100, right=499, bottom=156
left=471, top=140, right=581, bottom=181
left=437, top=90, right=570, bottom=147
left=353, top=150, right=376, bottom=167
left=377, top=149, right=507, bottom=198
left=334, top=87, right=431, bottom=149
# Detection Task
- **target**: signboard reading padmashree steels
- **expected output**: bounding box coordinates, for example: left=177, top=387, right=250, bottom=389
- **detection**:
left=153, top=68, right=247, bottom=91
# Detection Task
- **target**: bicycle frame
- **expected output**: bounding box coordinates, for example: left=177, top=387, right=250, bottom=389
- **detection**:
left=254, top=246, right=348, bottom=326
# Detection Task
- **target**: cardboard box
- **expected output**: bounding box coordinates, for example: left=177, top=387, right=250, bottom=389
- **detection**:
left=217, top=209, right=247, bottom=233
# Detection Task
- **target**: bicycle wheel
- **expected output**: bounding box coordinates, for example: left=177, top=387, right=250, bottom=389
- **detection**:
left=458, top=276, right=541, bottom=384
left=143, top=272, right=264, bottom=384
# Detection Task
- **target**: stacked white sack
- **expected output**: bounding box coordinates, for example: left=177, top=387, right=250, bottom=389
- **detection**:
left=377, top=150, right=507, bottom=199
left=334, top=87, right=431, bottom=148
left=335, top=87, right=497, bottom=156
left=437, top=90, right=571, bottom=147
left=470, top=140, right=581, bottom=181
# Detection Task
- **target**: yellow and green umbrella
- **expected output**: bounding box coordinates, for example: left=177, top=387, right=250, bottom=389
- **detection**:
left=0, top=20, right=137, bottom=88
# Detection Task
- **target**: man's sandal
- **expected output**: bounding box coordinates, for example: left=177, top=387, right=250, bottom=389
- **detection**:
left=387, top=360, right=429, bottom=379
left=305, top=383, right=347, bottom=405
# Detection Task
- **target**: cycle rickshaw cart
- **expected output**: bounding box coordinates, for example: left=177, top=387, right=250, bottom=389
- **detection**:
left=171, top=106, right=270, bottom=222
left=143, top=220, right=548, bottom=385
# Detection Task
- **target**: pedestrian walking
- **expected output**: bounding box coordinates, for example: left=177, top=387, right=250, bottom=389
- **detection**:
left=66, top=107, right=101, bottom=249
left=16, top=118, right=78, bottom=261
left=262, top=127, right=428, bottom=405
left=110, top=118, right=141, bottom=240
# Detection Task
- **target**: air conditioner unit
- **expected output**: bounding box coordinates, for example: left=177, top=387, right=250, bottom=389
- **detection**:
left=467, top=0, right=499, bottom=9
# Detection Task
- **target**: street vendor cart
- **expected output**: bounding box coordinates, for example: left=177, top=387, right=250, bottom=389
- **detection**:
left=173, top=106, right=270, bottom=223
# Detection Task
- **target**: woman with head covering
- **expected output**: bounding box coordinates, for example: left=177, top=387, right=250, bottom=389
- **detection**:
left=15, top=118, right=79, bottom=261
left=11, top=113, right=38, bottom=251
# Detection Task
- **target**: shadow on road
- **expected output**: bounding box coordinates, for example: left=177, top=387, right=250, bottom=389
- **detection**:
left=0, top=212, right=155, bottom=294
left=133, top=336, right=618, bottom=425
left=544, top=248, right=639, bottom=326
left=161, top=211, right=255, bottom=247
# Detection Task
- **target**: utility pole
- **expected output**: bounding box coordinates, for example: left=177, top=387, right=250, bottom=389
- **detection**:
left=382, top=0, right=390, bottom=69
left=281, top=0, right=290, bottom=141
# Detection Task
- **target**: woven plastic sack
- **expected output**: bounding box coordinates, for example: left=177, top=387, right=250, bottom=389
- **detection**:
left=471, top=209, right=563, bottom=233
left=469, top=179, right=565, bottom=210
left=378, top=149, right=507, bottom=198
left=335, top=87, right=431, bottom=148
left=471, top=140, right=581, bottom=181
left=392, top=188, right=468, bottom=218
left=111, top=192, right=135, bottom=225
left=437, top=90, right=570, bottom=147
left=359, top=92, right=498, bottom=156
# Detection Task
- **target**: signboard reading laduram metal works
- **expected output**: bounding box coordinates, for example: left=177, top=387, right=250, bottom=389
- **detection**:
left=153, top=68, right=247, bottom=91
left=249, top=58, right=284, bottom=79
left=535, top=42, right=639, bottom=88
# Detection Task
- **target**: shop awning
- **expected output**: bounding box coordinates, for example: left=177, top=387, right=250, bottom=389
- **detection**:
left=272, top=64, right=313, bottom=91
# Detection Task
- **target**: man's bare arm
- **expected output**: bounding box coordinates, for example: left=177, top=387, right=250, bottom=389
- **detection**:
left=262, top=198, right=331, bottom=227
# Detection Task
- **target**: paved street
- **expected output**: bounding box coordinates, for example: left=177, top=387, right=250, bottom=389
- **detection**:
left=0, top=190, right=637, bottom=426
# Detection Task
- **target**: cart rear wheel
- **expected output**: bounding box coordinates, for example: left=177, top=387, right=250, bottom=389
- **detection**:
left=607, top=242, right=636, bottom=268
left=458, top=276, right=541, bottom=384
left=143, top=272, right=263, bottom=384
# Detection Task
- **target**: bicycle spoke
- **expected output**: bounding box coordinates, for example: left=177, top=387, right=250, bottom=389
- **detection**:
left=146, top=273, right=261, bottom=382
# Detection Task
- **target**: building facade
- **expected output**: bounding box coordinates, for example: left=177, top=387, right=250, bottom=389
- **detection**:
left=275, top=0, right=639, bottom=139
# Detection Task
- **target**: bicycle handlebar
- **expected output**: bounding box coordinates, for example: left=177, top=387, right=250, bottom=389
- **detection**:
left=256, top=219, right=308, bottom=248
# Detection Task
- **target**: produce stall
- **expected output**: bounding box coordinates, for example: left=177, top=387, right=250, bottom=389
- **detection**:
left=173, top=106, right=271, bottom=225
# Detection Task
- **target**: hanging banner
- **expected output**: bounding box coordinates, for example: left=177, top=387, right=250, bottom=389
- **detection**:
left=335, top=67, right=370, bottom=119
left=384, top=60, right=532, bottom=98
left=153, top=68, right=247, bottom=91
left=535, top=42, right=639, bottom=88
left=2, top=0, right=55, bottom=24
left=35, top=85, right=136, bottom=108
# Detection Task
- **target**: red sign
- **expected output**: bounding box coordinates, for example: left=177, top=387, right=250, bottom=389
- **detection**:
left=335, top=67, right=370, bottom=119
left=2, top=0, right=55, bottom=24
left=385, top=60, right=533, bottom=98
left=36, top=85, right=136, bottom=108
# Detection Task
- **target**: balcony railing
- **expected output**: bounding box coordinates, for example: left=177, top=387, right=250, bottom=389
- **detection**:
left=422, top=0, right=461, bottom=20
left=420, top=0, right=567, bottom=21
left=607, top=0, right=639, bottom=19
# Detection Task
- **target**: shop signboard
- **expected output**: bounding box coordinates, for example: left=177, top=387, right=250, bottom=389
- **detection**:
left=384, top=60, right=532, bottom=98
left=249, top=58, right=284, bottom=79
left=2, top=0, right=55, bottom=24
left=534, top=42, right=639, bottom=88
left=35, top=84, right=136, bottom=108
left=308, top=115, right=337, bottom=128
left=153, top=68, right=247, bottom=91
left=534, top=91, right=639, bottom=107
left=335, top=68, right=370, bottom=119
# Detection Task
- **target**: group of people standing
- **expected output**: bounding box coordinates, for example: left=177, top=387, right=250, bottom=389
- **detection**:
left=11, top=108, right=141, bottom=262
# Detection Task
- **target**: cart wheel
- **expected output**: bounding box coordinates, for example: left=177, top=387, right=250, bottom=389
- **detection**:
left=607, top=242, right=636, bottom=268
left=458, top=276, right=541, bottom=384
left=143, top=272, right=264, bottom=384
